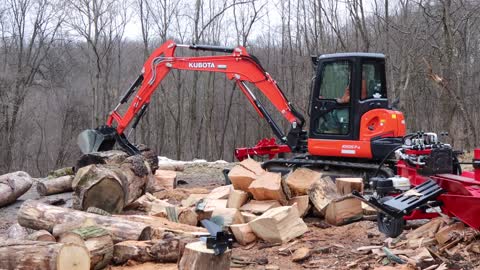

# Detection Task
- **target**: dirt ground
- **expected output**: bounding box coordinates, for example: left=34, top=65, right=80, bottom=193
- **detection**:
left=2, top=162, right=479, bottom=270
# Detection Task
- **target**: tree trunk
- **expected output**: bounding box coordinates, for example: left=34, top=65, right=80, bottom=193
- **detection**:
left=72, top=155, right=150, bottom=213
left=178, top=241, right=232, bottom=270
left=17, top=200, right=152, bottom=243
left=37, top=175, right=74, bottom=196
left=0, top=171, right=32, bottom=207
left=0, top=240, right=90, bottom=270
left=58, top=226, right=114, bottom=270
left=113, top=235, right=194, bottom=264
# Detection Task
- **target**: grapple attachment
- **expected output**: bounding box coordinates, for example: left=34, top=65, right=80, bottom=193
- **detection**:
left=77, top=126, right=117, bottom=154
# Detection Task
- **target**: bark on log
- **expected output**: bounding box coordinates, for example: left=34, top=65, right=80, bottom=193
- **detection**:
left=72, top=154, right=150, bottom=213
left=26, top=230, right=56, bottom=242
left=52, top=218, right=98, bottom=238
left=0, top=240, right=90, bottom=270
left=6, top=223, right=30, bottom=240
left=178, top=241, right=231, bottom=270
left=58, top=226, right=114, bottom=270
left=0, top=171, right=32, bottom=207
left=113, top=233, right=195, bottom=265
left=18, top=200, right=152, bottom=243
left=37, top=175, right=74, bottom=196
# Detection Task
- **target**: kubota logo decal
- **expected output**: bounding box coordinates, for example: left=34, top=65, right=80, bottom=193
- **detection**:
left=188, top=62, right=215, bottom=68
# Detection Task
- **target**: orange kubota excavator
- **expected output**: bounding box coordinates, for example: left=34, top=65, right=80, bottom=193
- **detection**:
left=78, top=40, right=406, bottom=178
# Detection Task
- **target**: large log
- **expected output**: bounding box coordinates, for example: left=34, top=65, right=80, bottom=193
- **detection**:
left=113, top=233, right=195, bottom=265
left=59, top=226, right=114, bottom=270
left=0, top=171, right=32, bottom=207
left=17, top=200, right=152, bottom=243
left=116, top=215, right=208, bottom=238
left=178, top=241, right=231, bottom=270
left=37, top=175, right=74, bottom=196
left=72, top=154, right=150, bottom=213
left=0, top=240, right=90, bottom=270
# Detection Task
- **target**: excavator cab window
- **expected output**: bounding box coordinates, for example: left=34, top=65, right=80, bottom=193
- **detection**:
left=361, top=62, right=385, bottom=100
left=315, top=60, right=351, bottom=135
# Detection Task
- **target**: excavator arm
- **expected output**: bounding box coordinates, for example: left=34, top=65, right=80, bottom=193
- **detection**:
left=78, top=40, right=306, bottom=156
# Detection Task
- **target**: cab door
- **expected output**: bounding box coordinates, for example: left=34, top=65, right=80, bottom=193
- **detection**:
left=309, top=59, right=356, bottom=141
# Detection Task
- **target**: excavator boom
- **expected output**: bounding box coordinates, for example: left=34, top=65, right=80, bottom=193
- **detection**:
left=78, top=40, right=306, bottom=155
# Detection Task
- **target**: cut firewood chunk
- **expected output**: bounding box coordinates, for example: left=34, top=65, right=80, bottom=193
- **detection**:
left=178, top=241, right=232, bottom=270
left=240, top=200, right=282, bottom=214
left=206, top=185, right=232, bottom=200
left=37, top=175, right=74, bottom=196
left=196, top=198, right=228, bottom=221
left=128, top=193, right=173, bottom=216
left=240, top=212, right=258, bottom=223
left=228, top=166, right=257, bottom=192
left=325, top=196, right=363, bottom=226
left=147, top=169, right=177, bottom=192
left=248, top=172, right=286, bottom=204
left=248, top=206, right=308, bottom=244
left=230, top=223, right=257, bottom=245
left=58, top=226, right=114, bottom=270
left=211, top=208, right=245, bottom=226
left=285, top=168, right=322, bottom=196
left=435, top=222, right=465, bottom=245
left=0, top=240, right=90, bottom=270
left=335, top=178, right=364, bottom=195
left=181, top=194, right=207, bottom=207
left=239, top=158, right=266, bottom=176
left=0, top=171, right=32, bottom=207
left=308, top=177, right=338, bottom=215
left=288, top=195, right=310, bottom=217
left=227, top=189, right=249, bottom=209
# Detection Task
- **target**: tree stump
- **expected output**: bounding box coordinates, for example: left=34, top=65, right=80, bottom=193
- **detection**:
left=37, top=175, right=74, bottom=196
left=0, top=240, right=90, bottom=270
left=59, top=226, right=113, bottom=270
left=0, top=171, right=32, bottom=207
left=178, top=241, right=231, bottom=270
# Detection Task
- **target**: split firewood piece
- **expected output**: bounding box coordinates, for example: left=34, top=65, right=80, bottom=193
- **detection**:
left=228, top=166, right=257, bottom=192
left=128, top=193, right=173, bottom=215
left=73, top=154, right=151, bottom=213
left=239, top=158, right=266, bottom=175
left=47, top=167, right=74, bottom=179
left=0, top=171, right=33, bottom=207
left=248, top=206, right=308, bottom=244
left=230, top=223, right=257, bottom=245
left=241, top=200, right=282, bottom=214
left=335, top=178, right=364, bottom=195
left=288, top=196, right=310, bottom=217
left=206, top=185, right=232, bottom=200
left=308, top=176, right=338, bottom=216
left=285, top=168, right=322, bottom=197
left=59, top=226, right=113, bottom=270
left=248, top=172, right=287, bottom=204
left=196, top=198, right=228, bottom=221
left=0, top=240, right=90, bottom=270
left=406, top=217, right=449, bottom=240
left=27, top=230, right=56, bottom=242
left=6, top=223, right=30, bottom=240
left=178, top=241, right=232, bottom=270
left=361, top=202, right=377, bottom=215
left=241, top=212, right=258, bottom=223
left=147, top=169, right=177, bottom=192
left=435, top=222, right=465, bottom=246
left=18, top=200, right=152, bottom=243
left=240, top=200, right=282, bottom=215
left=37, top=175, right=74, bottom=196
left=211, top=208, right=245, bottom=226
left=181, top=194, right=207, bottom=207
left=291, top=247, right=312, bottom=262
left=325, top=196, right=363, bottom=226
left=113, top=237, right=191, bottom=264
left=227, top=189, right=249, bottom=209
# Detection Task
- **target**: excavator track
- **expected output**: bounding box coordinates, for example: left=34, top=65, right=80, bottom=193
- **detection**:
left=261, top=156, right=395, bottom=184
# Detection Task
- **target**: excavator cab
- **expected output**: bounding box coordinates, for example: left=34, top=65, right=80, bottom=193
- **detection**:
left=308, top=53, right=405, bottom=160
